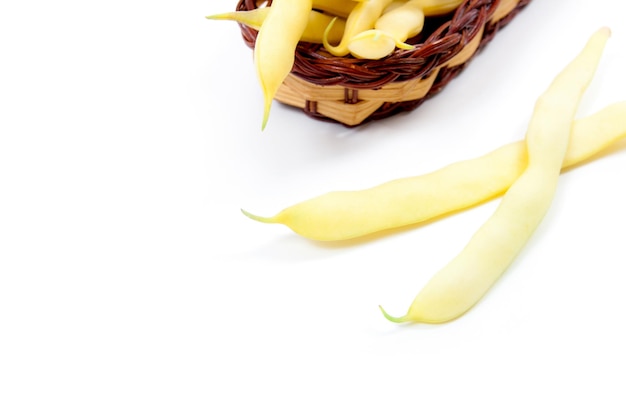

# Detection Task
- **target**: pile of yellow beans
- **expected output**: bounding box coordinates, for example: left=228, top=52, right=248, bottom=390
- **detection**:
left=207, top=0, right=464, bottom=128
left=209, top=6, right=623, bottom=326
left=243, top=28, right=623, bottom=325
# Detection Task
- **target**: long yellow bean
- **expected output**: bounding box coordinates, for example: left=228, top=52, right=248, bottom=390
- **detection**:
left=383, top=0, right=409, bottom=14
left=323, top=0, right=394, bottom=57
left=346, top=30, right=402, bottom=59
left=412, top=0, right=463, bottom=16
left=206, top=8, right=346, bottom=44
left=380, top=27, right=611, bottom=324
left=254, top=0, right=312, bottom=130
left=242, top=100, right=626, bottom=241
left=347, top=0, right=424, bottom=59
left=312, top=0, right=363, bottom=18
left=376, top=0, right=425, bottom=40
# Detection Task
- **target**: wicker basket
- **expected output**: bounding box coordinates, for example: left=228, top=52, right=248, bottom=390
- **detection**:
left=237, top=0, right=532, bottom=126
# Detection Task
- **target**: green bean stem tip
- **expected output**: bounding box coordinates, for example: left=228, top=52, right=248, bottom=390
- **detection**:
left=241, top=209, right=277, bottom=224
left=205, top=13, right=229, bottom=20
left=395, top=39, right=415, bottom=50
left=378, top=305, right=409, bottom=323
left=261, top=98, right=272, bottom=130
left=322, top=17, right=340, bottom=52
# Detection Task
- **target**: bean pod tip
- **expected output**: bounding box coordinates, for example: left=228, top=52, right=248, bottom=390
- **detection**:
left=241, top=208, right=277, bottom=224
left=378, top=305, right=409, bottom=323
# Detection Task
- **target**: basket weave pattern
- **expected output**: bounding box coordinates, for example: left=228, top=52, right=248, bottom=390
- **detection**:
left=238, top=0, right=532, bottom=126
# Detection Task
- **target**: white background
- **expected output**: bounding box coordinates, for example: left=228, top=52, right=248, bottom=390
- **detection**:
left=1, top=1, right=626, bottom=416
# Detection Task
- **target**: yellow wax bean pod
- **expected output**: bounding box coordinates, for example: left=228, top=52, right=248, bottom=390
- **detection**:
left=383, top=0, right=410, bottom=14
left=347, top=0, right=423, bottom=59
left=375, top=0, right=425, bottom=41
left=380, top=27, right=611, bottom=324
left=241, top=101, right=626, bottom=241
left=347, top=29, right=411, bottom=59
left=206, top=8, right=346, bottom=44
left=413, top=0, right=463, bottom=16
left=348, top=0, right=424, bottom=59
left=302, top=9, right=347, bottom=43
left=323, top=0, right=395, bottom=57
left=206, top=9, right=268, bottom=27
left=312, top=0, right=364, bottom=18
left=254, top=0, right=313, bottom=130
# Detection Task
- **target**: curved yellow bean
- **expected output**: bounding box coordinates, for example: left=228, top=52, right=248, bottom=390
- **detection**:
left=383, top=0, right=409, bottom=14
left=375, top=0, right=425, bottom=41
left=412, top=0, right=463, bottom=16
left=312, top=0, right=363, bottom=18
left=254, top=0, right=313, bottom=130
left=242, top=100, right=626, bottom=241
left=206, top=8, right=346, bottom=44
left=380, top=27, right=611, bottom=324
left=323, top=0, right=394, bottom=57
left=346, top=29, right=401, bottom=59
left=346, top=0, right=424, bottom=59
